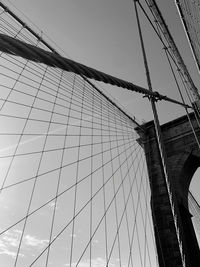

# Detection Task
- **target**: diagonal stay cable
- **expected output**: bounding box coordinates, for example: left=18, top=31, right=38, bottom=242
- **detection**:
left=0, top=80, right=134, bottom=131
left=0, top=94, right=135, bottom=133
left=100, top=91, right=109, bottom=263
left=141, top=150, right=158, bottom=266
left=0, top=136, right=134, bottom=160
left=0, top=53, right=137, bottom=127
left=69, top=78, right=86, bottom=266
left=0, top=55, right=133, bottom=126
left=0, top=142, right=140, bottom=239
left=29, top=142, right=140, bottom=266
left=117, top=110, right=135, bottom=267
left=106, top=148, right=144, bottom=266
left=0, top=38, right=42, bottom=192
left=0, top=110, right=133, bottom=136
left=127, top=146, right=146, bottom=267
left=14, top=65, right=49, bottom=267
left=0, top=25, right=35, bottom=112
left=142, top=0, right=200, bottom=102
left=75, top=142, right=142, bottom=267
left=123, top=115, right=144, bottom=267
left=0, top=66, right=127, bottom=126
left=135, top=148, right=153, bottom=267
left=113, top=102, right=134, bottom=267
left=107, top=98, right=122, bottom=267
left=0, top=33, right=191, bottom=111
left=0, top=135, right=137, bottom=192
left=45, top=70, right=65, bottom=266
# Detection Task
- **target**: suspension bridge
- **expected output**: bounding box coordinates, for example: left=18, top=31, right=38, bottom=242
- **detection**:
left=0, top=0, right=200, bottom=266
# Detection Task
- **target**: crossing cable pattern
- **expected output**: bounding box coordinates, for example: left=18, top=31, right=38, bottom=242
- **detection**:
left=138, top=0, right=200, bottom=197
left=130, top=0, right=200, bottom=154
left=0, top=3, right=158, bottom=267
left=133, top=0, right=200, bottom=264
left=145, top=0, right=200, bottom=103
left=137, top=0, right=200, bottom=142
left=139, top=0, right=200, bottom=125
left=0, top=3, right=192, bottom=111
left=134, top=0, right=200, bottom=128
left=136, top=0, right=200, bottom=147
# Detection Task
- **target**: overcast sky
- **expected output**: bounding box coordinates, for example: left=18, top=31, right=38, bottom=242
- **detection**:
left=3, top=0, right=200, bottom=123
left=0, top=0, right=200, bottom=266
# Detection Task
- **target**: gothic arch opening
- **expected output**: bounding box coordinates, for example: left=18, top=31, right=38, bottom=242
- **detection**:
left=176, top=153, right=200, bottom=264
left=178, top=153, right=200, bottom=207
left=189, top=168, right=200, bottom=247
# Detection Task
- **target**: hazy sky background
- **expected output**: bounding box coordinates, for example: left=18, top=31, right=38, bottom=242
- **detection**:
left=0, top=0, right=200, bottom=266
left=3, top=0, right=200, bottom=123
left=4, top=0, right=199, bottom=191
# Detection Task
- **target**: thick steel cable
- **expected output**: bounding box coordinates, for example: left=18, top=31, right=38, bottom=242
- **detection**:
left=0, top=66, right=135, bottom=129
left=144, top=0, right=200, bottom=102
left=0, top=4, right=159, bottom=267
left=140, top=0, right=200, bottom=130
left=0, top=33, right=191, bottom=111
left=0, top=69, right=151, bottom=265
left=0, top=51, right=41, bottom=192
left=0, top=1, right=173, bottom=266
left=175, top=0, right=200, bottom=73
left=165, top=51, right=200, bottom=149
left=0, top=2, right=57, bottom=52
left=0, top=3, right=143, bottom=130
left=133, top=0, right=185, bottom=265
left=154, top=19, right=200, bottom=149
left=140, top=0, right=199, bottom=105
left=0, top=59, right=136, bottom=131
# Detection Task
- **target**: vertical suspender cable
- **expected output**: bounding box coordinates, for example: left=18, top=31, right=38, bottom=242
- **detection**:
left=132, top=0, right=185, bottom=265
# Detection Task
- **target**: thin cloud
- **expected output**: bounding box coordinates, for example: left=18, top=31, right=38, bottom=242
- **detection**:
left=0, top=229, right=24, bottom=258
left=24, top=234, right=48, bottom=249
left=0, top=245, right=24, bottom=258
left=0, top=229, right=49, bottom=259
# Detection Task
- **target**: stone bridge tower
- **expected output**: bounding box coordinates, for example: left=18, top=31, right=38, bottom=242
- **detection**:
left=136, top=113, right=200, bottom=267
